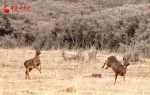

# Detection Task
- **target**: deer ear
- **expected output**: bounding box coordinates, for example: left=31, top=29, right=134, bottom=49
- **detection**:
left=34, top=46, right=38, bottom=50
left=123, top=57, right=126, bottom=61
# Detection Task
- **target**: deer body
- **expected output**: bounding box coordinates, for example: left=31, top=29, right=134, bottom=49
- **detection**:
left=102, top=56, right=130, bottom=84
left=24, top=48, right=41, bottom=79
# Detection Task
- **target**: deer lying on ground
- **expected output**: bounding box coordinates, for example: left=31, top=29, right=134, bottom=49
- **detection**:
left=102, top=56, right=130, bottom=84
left=24, top=48, right=41, bottom=79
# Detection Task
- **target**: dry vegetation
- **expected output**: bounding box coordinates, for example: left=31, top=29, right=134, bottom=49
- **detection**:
left=0, top=0, right=150, bottom=58
left=62, top=49, right=84, bottom=61
left=0, top=49, right=150, bottom=95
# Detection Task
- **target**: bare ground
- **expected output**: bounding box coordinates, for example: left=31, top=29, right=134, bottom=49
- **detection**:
left=0, top=49, right=150, bottom=95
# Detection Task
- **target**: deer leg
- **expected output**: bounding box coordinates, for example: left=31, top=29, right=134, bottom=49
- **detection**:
left=123, top=75, right=125, bottom=82
left=34, top=64, right=41, bottom=73
left=26, top=68, right=30, bottom=79
left=25, top=71, right=27, bottom=79
left=25, top=67, right=28, bottom=79
left=36, top=66, right=41, bottom=73
left=105, top=66, right=109, bottom=69
left=102, top=61, right=107, bottom=68
left=39, top=62, right=41, bottom=70
left=114, top=73, right=118, bottom=85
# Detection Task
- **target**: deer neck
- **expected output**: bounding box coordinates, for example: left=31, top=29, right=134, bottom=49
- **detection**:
left=35, top=54, right=40, bottom=59
left=123, top=65, right=127, bottom=69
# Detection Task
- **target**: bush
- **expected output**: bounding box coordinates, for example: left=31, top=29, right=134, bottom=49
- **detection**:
left=0, top=1, right=150, bottom=58
left=124, top=51, right=139, bottom=63
left=0, top=36, right=17, bottom=49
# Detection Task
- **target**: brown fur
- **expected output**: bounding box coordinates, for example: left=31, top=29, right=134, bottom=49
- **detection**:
left=102, top=56, right=130, bottom=84
left=24, top=48, right=41, bottom=79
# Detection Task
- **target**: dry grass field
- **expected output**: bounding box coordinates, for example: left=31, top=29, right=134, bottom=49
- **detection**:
left=0, top=49, right=150, bottom=95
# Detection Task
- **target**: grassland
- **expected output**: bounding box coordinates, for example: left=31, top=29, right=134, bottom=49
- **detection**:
left=0, top=49, right=150, bottom=95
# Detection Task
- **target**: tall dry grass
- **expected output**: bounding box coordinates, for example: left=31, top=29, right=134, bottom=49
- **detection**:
left=0, top=49, right=150, bottom=95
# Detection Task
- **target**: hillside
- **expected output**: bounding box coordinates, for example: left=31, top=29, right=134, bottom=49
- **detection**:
left=0, top=0, right=150, bottom=57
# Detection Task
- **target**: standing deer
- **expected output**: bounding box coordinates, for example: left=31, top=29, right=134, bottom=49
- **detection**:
left=24, top=47, right=41, bottom=79
left=102, top=56, right=130, bottom=84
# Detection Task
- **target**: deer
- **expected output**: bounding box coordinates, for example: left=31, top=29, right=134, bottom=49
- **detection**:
left=24, top=47, right=41, bottom=79
left=102, top=56, right=130, bottom=84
